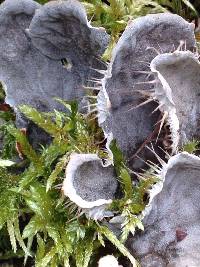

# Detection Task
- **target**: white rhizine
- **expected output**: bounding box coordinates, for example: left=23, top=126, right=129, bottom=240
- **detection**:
left=97, top=85, right=111, bottom=125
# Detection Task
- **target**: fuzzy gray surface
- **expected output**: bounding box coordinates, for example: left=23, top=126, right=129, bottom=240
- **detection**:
left=101, top=13, right=196, bottom=169
left=130, top=153, right=200, bottom=266
left=0, top=0, right=109, bottom=127
left=73, top=160, right=118, bottom=202
left=152, top=51, right=200, bottom=146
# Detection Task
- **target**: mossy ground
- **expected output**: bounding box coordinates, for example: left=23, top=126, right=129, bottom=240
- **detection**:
left=0, top=0, right=199, bottom=266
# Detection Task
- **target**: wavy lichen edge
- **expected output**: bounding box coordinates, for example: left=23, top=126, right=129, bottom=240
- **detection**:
left=150, top=49, right=200, bottom=152
left=142, top=151, right=200, bottom=218
left=62, top=153, right=115, bottom=209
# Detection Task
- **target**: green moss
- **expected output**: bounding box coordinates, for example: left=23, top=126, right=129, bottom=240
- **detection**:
left=0, top=100, right=144, bottom=266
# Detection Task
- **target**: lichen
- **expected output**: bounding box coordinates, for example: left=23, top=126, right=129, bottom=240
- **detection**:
left=0, top=0, right=109, bottom=128
left=97, top=13, right=196, bottom=169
